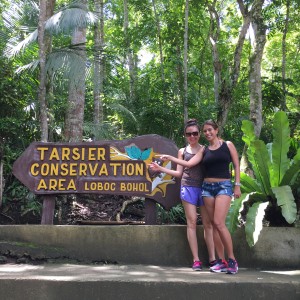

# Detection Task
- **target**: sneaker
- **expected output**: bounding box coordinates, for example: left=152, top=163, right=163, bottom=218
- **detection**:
left=210, top=259, right=228, bottom=273
left=209, top=259, right=218, bottom=268
left=192, top=261, right=202, bottom=271
left=226, top=258, right=238, bottom=275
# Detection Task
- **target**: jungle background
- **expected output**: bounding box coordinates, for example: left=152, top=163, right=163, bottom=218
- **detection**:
left=0, top=0, right=299, bottom=228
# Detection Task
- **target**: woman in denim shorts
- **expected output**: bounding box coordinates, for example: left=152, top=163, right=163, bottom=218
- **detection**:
left=150, top=119, right=224, bottom=271
left=200, top=120, right=241, bottom=274
left=155, top=120, right=241, bottom=275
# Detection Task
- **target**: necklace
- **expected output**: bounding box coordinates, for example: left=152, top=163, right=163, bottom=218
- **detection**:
left=209, top=140, right=222, bottom=150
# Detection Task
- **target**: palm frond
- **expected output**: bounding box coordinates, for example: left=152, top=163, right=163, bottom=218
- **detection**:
left=2, top=1, right=38, bottom=30
left=46, top=49, right=90, bottom=87
left=45, top=8, right=97, bottom=36
left=108, top=102, right=138, bottom=124
left=4, top=1, right=97, bottom=59
left=83, top=121, right=118, bottom=141
left=15, top=59, right=39, bottom=74
left=5, top=30, right=38, bottom=58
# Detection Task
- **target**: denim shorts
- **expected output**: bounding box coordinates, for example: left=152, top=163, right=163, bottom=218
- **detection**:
left=202, top=180, right=233, bottom=198
left=180, top=186, right=204, bottom=207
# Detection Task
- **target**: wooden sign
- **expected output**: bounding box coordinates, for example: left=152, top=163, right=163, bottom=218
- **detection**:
left=13, top=134, right=181, bottom=210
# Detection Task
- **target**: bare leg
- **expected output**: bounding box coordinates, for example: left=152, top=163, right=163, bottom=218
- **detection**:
left=200, top=206, right=215, bottom=262
left=201, top=199, right=224, bottom=261
left=214, top=228, right=225, bottom=260
left=182, top=200, right=199, bottom=262
left=213, top=195, right=235, bottom=259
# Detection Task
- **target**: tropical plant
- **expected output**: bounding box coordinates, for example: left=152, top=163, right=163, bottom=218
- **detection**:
left=157, top=203, right=186, bottom=224
left=227, top=111, right=299, bottom=247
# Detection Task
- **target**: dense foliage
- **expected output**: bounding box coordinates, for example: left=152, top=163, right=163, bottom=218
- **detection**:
left=0, top=0, right=299, bottom=227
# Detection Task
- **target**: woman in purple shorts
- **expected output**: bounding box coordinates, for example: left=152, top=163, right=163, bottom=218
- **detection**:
left=150, top=119, right=224, bottom=271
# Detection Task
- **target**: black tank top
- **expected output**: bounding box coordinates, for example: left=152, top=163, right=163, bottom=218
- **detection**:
left=181, top=148, right=204, bottom=187
left=202, top=142, right=231, bottom=179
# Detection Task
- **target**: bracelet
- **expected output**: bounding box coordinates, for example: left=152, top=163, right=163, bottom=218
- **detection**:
left=234, top=182, right=241, bottom=186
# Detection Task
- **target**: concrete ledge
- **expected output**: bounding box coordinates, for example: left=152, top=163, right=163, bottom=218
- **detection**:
left=0, top=225, right=299, bottom=268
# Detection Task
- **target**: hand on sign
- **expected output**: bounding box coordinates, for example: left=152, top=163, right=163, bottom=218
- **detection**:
left=155, top=154, right=170, bottom=161
left=148, top=158, right=163, bottom=178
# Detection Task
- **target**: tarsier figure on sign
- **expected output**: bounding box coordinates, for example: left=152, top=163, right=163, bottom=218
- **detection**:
left=148, top=157, right=163, bottom=178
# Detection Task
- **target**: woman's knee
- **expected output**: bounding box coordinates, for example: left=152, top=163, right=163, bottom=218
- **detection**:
left=213, top=221, right=226, bottom=232
left=202, top=220, right=213, bottom=230
left=186, top=217, right=197, bottom=229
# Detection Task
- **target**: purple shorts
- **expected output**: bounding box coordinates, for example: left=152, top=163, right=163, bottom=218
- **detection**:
left=180, top=186, right=204, bottom=207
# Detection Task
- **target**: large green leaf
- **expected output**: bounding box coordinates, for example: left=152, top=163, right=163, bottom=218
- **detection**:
left=226, top=193, right=248, bottom=234
left=292, top=174, right=300, bottom=194
left=245, top=201, right=269, bottom=247
left=248, top=140, right=273, bottom=196
left=266, top=143, right=272, bottom=162
left=241, top=120, right=257, bottom=146
left=280, top=159, right=300, bottom=187
left=293, top=148, right=300, bottom=162
left=272, top=186, right=297, bottom=224
left=270, top=111, right=291, bottom=187
left=240, top=173, right=262, bottom=193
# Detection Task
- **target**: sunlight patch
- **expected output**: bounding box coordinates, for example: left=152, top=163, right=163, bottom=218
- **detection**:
left=262, top=270, right=300, bottom=276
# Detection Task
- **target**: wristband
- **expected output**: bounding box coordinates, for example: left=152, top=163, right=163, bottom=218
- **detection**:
left=234, top=182, right=241, bottom=186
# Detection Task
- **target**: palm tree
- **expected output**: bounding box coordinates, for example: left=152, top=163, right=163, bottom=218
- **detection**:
left=4, top=0, right=97, bottom=142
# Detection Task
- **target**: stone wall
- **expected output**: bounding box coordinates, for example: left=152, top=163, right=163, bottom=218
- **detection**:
left=0, top=225, right=299, bottom=268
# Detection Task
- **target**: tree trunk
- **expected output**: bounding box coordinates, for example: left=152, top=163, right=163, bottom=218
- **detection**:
left=233, top=0, right=251, bottom=89
left=183, top=0, right=189, bottom=123
left=210, top=0, right=250, bottom=134
left=37, top=0, right=56, bottom=143
left=93, top=0, right=105, bottom=126
left=38, top=0, right=56, bottom=224
left=45, top=0, right=56, bottom=142
left=64, top=1, right=87, bottom=142
left=249, top=0, right=266, bottom=137
left=176, top=43, right=184, bottom=113
left=208, top=1, right=221, bottom=106
left=123, top=0, right=135, bottom=102
left=281, top=0, right=290, bottom=111
left=241, top=0, right=266, bottom=173
left=37, top=0, right=48, bottom=142
left=151, top=0, right=166, bottom=104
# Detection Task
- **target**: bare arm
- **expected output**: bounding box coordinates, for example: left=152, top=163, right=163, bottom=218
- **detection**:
left=227, top=141, right=241, bottom=198
left=149, top=149, right=184, bottom=178
left=158, top=146, right=205, bottom=168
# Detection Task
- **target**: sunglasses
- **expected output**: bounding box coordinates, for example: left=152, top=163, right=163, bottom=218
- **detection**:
left=185, top=131, right=199, bottom=137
